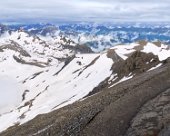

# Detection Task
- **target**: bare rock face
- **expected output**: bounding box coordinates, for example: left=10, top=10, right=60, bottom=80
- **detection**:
left=159, top=126, right=170, bottom=136
left=125, top=88, right=170, bottom=136
left=112, top=51, right=160, bottom=78
left=107, top=49, right=123, bottom=62
left=73, top=44, right=93, bottom=53
left=63, top=44, right=93, bottom=54
left=0, top=41, right=31, bottom=57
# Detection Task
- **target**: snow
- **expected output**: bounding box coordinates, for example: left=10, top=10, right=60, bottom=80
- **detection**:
left=18, top=53, right=113, bottom=124
left=147, top=63, right=162, bottom=71
left=109, top=42, right=170, bottom=61
left=0, top=51, right=113, bottom=132
left=0, top=31, right=75, bottom=66
left=0, top=76, right=21, bottom=114
left=111, top=43, right=139, bottom=60
left=32, top=124, right=53, bottom=136
left=142, top=43, right=170, bottom=61
left=109, top=75, right=133, bottom=88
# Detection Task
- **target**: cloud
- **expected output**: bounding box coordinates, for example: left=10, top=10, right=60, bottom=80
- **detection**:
left=0, top=0, right=170, bottom=23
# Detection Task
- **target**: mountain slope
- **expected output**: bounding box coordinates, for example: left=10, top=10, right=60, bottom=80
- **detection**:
left=1, top=54, right=170, bottom=136
left=0, top=31, right=170, bottom=135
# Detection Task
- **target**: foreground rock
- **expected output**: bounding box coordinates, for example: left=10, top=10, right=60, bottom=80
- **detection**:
left=125, top=88, right=170, bottom=136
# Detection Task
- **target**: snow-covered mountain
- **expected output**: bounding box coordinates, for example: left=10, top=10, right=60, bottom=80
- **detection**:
left=2, top=23, right=170, bottom=52
left=0, top=28, right=170, bottom=133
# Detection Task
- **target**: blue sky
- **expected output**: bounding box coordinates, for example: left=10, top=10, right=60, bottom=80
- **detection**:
left=0, top=0, right=170, bottom=23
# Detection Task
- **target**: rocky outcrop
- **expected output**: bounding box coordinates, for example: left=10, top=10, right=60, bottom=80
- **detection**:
left=0, top=41, right=31, bottom=57
left=107, top=49, right=123, bottom=62
left=112, top=51, right=160, bottom=78
left=62, top=44, right=93, bottom=54
left=13, top=55, right=48, bottom=67
left=89, top=51, right=160, bottom=97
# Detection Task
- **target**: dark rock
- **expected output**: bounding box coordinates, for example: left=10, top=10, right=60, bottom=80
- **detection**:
left=112, top=51, right=160, bottom=78
left=63, top=44, right=93, bottom=54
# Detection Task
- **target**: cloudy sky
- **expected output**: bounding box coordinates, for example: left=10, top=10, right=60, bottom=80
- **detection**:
left=0, top=0, right=170, bottom=23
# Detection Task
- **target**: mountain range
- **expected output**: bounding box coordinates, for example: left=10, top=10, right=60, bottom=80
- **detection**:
left=1, top=23, right=170, bottom=51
